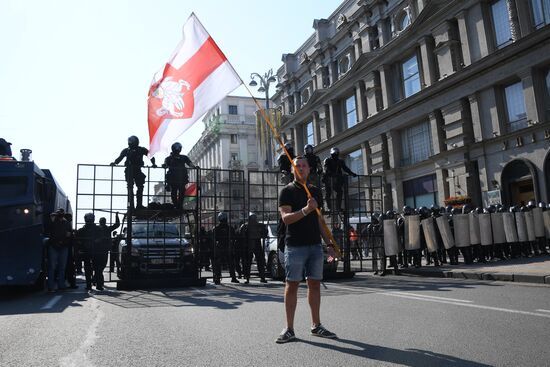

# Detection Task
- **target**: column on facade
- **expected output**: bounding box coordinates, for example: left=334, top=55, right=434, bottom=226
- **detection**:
left=385, top=130, right=399, bottom=170
left=519, top=68, right=543, bottom=124
left=312, top=111, right=321, bottom=145
left=435, top=168, right=449, bottom=206
left=221, top=138, right=230, bottom=169
left=364, top=71, right=381, bottom=117
left=468, top=93, right=484, bottom=142
left=361, top=142, right=371, bottom=175
left=428, top=111, right=445, bottom=155
left=378, top=65, right=393, bottom=110
left=432, top=21, right=459, bottom=80
left=353, top=36, right=363, bottom=61
left=418, top=35, right=437, bottom=86
left=455, top=11, right=472, bottom=67
left=467, top=2, right=492, bottom=61
left=354, top=81, right=367, bottom=123
left=328, top=100, right=338, bottom=138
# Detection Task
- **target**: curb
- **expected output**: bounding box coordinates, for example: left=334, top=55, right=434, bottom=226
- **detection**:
left=399, top=268, right=550, bottom=285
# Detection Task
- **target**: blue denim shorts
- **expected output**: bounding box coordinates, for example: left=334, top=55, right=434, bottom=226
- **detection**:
left=284, top=244, right=323, bottom=281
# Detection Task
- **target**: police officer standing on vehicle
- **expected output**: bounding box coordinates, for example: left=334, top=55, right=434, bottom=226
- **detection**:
left=111, top=136, right=156, bottom=209
left=240, top=212, right=268, bottom=284
left=76, top=213, right=102, bottom=291
left=162, top=142, right=197, bottom=209
left=304, top=144, right=322, bottom=186
left=212, top=212, right=239, bottom=285
left=322, top=147, right=357, bottom=212
left=277, top=143, right=295, bottom=185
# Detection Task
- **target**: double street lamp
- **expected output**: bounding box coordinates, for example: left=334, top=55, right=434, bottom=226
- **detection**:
left=249, top=69, right=277, bottom=167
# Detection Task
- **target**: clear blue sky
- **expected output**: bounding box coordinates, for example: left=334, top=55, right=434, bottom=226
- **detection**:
left=0, top=0, right=340, bottom=204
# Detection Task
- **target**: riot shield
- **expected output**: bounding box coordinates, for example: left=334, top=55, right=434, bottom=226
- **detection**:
left=491, top=213, right=506, bottom=244
left=502, top=212, right=518, bottom=243
left=479, top=213, right=493, bottom=246
left=469, top=212, right=481, bottom=245
left=543, top=211, right=550, bottom=240
left=532, top=208, right=545, bottom=238
left=515, top=212, right=528, bottom=242
left=383, top=219, right=399, bottom=257
left=405, top=215, right=421, bottom=251
left=453, top=214, right=470, bottom=248
left=421, top=217, right=438, bottom=253
left=524, top=211, right=536, bottom=242
left=435, top=216, right=455, bottom=249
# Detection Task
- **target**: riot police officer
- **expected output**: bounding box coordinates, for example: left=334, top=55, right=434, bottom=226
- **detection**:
left=162, top=142, right=197, bottom=209
left=111, top=136, right=156, bottom=209
left=304, top=144, right=323, bottom=186
left=212, top=212, right=239, bottom=285
left=322, top=147, right=357, bottom=212
left=240, top=212, right=268, bottom=284
left=366, top=213, right=385, bottom=275
left=76, top=213, right=102, bottom=291
left=277, top=143, right=295, bottom=184
left=0, top=138, right=12, bottom=156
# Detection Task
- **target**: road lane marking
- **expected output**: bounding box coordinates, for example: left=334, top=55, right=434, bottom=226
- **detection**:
left=383, top=293, right=550, bottom=318
left=535, top=309, right=550, bottom=313
left=41, top=295, right=62, bottom=310
left=60, top=297, right=103, bottom=367
left=388, top=291, right=473, bottom=303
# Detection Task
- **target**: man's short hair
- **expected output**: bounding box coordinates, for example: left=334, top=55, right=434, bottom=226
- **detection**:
left=292, top=156, right=309, bottom=166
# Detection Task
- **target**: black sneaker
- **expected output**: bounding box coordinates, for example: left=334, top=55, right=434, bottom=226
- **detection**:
left=311, top=324, right=337, bottom=339
left=275, top=328, right=296, bottom=344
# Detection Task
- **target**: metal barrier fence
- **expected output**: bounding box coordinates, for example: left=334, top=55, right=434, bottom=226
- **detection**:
left=75, top=164, right=384, bottom=284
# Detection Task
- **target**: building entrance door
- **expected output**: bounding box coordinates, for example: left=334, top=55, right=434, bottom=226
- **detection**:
left=509, top=178, right=534, bottom=206
left=501, top=159, right=537, bottom=206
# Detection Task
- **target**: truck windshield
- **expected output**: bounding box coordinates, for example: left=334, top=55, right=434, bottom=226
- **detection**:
left=0, top=176, right=28, bottom=199
left=132, top=223, right=180, bottom=238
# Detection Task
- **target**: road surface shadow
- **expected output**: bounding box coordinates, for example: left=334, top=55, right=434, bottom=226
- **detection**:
left=301, top=338, right=492, bottom=367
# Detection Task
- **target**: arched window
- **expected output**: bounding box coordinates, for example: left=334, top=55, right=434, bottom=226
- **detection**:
left=397, top=10, right=410, bottom=31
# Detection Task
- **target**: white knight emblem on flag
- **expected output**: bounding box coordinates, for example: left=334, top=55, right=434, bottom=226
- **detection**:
left=153, top=77, right=191, bottom=117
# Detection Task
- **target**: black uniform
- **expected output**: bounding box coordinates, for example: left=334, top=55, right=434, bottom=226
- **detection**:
left=112, top=146, right=150, bottom=209
left=322, top=156, right=356, bottom=212
left=163, top=153, right=195, bottom=209
left=99, top=217, right=120, bottom=279
left=76, top=223, right=103, bottom=290
left=305, top=152, right=323, bottom=186
left=0, top=138, right=12, bottom=156
left=212, top=222, right=238, bottom=284
left=277, top=151, right=295, bottom=184
left=240, top=218, right=268, bottom=283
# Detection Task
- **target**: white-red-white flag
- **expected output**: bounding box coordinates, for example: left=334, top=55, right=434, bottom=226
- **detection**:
left=147, top=13, right=242, bottom=156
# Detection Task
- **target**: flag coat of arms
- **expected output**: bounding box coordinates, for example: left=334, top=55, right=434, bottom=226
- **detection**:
left=148, top=13, right=242, bottom=156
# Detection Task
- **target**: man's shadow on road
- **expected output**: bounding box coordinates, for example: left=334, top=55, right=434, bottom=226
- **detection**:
left=300, top=338, right=491, bottom=367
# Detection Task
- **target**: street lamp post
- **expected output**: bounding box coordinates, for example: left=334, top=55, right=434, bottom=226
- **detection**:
left=249, top=69, right=277, bottom=168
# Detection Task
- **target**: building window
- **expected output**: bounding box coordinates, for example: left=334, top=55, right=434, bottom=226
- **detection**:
left=369, top=26, right=380, bottom=50
left=228, top=105, right=238, bottom=115
left=401, top=121, right=433, bottom=166
left=531, top=0, right=550, bottom=28
left=230, top=134, right=238, bottom=144
left=302, top=88, right=310, bottom=104
left=402, top=55, right=421, bottom=98
left=345, top=95, right=357, bottom=128
left=305, top=122, right=314, bottom=145
left=403, top=174, right=438, bottom=208
left=504, top=82, right=527, bottom=132
left=491, top=0, right=513, bottom=48
left=231, top=153, right=239, bottom=161
left=346, top=149, right=364, bottom=176
left=397, top=10, right=411, bottom=32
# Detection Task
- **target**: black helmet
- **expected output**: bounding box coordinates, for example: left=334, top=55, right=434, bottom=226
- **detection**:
left=304, top=144, right=313, bottom=155
left=99, top=217, right=106, bottom=225
left=487, top=205, right=496, bottom=214
left=520, top=206, right=529, bottom=212
left=445, top=205, right=453, bottom=214
left=497, top=205, right=507, bottom=213
left=451, top=207, right=461, bottom=215
left=84, top=212, right=95, bottom=223
left=528, top=200, right=536, bottom=209
left=385, top=210, right=395, bottom=219
left=218, top=212, right=227, bottom=222
left=430, top=206, right=440, bottom=216
left=128, top=135, right=139, bottom=148
left=171, top=142, right=182, bottom=154
left=420, top=206, right=430, bottom=218
left=330, top=147, right=339, bottom=157
left=403, top=206, right=414, bottom=216
left=248, top=212, right=257, bottom=222
left=474, top=207, right=483, bottom=214
left=370, top=213, right=379, bottom=225
left=284, top=142, right=293, bottom=150
left=462, top=204, right=473, bottom=214
left=509, top=206, right=517, bottom=213
left=538, top=201, right=547, bottom=209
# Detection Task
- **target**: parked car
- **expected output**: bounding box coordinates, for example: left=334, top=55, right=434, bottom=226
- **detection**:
left=117, top=221, right=194, bottom=278
left=264, top=221, right=339, bottom=280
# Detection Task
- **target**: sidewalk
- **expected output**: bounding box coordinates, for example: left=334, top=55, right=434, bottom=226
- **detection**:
left=399, top=256, right=550, bottom=285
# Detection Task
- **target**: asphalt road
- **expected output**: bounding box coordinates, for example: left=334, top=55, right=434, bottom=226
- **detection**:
left=1, top=275, right=549, bottom=367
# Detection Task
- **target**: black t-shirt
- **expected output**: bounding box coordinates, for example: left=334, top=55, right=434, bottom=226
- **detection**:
left=278, top=182, right=323, bottom=247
